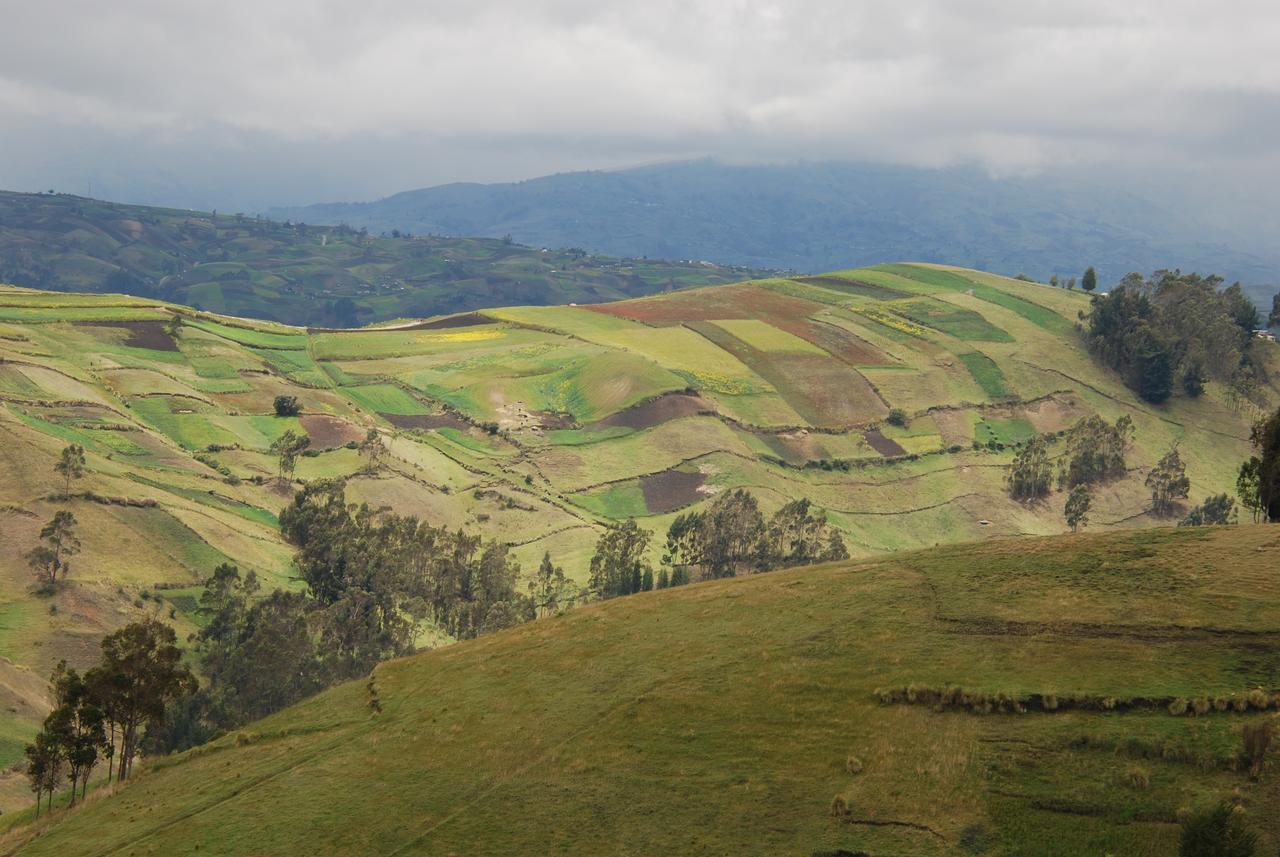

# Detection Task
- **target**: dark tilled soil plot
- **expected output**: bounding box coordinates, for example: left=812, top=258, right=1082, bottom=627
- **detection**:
left=379, top=411, right=471, bottom=431
left=590, top=392, right=712, bottom=431
left=80, top=320, right=178, bottom=351
left=408, top=312, right=491, bottom=330
left=864, top=429, right=906, bottom=457
left=299, top=414, right=366, bottom=449
left=535, top=411, right=577, bottom=429
left=794, top=276, right=910, bottom=301
left=640, top=469, right=706, bottom=514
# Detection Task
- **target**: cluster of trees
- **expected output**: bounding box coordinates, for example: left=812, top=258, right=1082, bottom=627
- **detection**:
left=1007, top=415, right=1134, bottom=503
left=588, top=491, right=848, bottom=599
left=1082, top=270, right=1265, bottom=403
left=281, top=480, right=533, bottom=645
left=24, top=620, right=195, bottom=816
left=146, top=480, right=540, bottom=752
left=26, top=444, right=87, bottom=592
left=1007, top=414, right=1199, bottom=524
left=1058, top=416, right=1133, bottom=489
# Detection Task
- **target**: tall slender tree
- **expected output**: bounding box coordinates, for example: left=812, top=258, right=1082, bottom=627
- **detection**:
left=1147, top=447, right=1191, bottom=517
left=1254, top=408, right=1280, bottom=522
left=54, top=443, right=86, bottom=498
left=270, top=430, right=310, bottom=485
left=359, top=427, right=386, bottom=474
left=27, top=510, right=80, bottom=587
left=1064, top=484, right=1092, bottom=532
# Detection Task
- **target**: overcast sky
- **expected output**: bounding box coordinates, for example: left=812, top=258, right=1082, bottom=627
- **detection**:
left=2, top=0, right=1278, bottom=211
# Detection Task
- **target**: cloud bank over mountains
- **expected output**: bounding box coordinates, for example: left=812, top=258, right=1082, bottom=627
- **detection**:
left=3, top=1, right=1279, bottom=211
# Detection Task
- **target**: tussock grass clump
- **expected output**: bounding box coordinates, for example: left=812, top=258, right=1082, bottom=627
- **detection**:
left=1125, top=765, right=1151, bottom=790
left=881, top=685, right=1279, bottom=717
left=1241, top=720, right=1275, bottom=779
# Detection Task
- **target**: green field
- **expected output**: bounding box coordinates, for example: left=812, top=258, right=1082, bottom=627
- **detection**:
left=0, top=265, right=1274, bottom=819
left=10, top=526, right=1280, bottom=856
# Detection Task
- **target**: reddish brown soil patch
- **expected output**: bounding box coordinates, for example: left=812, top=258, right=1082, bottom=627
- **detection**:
left=864, top=429, right=906, bottom=456
left=79, top=320, right=178, bottom=351
left=640, top=469, right=706, bottom=514
left=590, top=392, right=712, bottom=431
left=688, top=322, right=886, bottom=427
left=773, top=317, right=889, bottom=365
left=379, top=411, right=471, bottom=431
left=299, top=414, right=366, bottom=449
left=589, top=284, right=824, bottom=327
left=534, top=411, right=577, bottom=429
left=592, top=282, right=892, bottom=366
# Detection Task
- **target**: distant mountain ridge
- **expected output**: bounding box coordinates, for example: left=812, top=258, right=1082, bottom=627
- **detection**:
left=0, top=190, right=764, bottom=327
left=271, top=160, right=1280, bottom=301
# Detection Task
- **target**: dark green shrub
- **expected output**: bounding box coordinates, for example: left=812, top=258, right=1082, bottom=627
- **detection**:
left=1179, top=803, right=1257, bottom=857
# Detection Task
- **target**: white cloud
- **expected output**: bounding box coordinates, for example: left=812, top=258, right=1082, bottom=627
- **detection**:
left=2, top=0, right=1278, bottom=208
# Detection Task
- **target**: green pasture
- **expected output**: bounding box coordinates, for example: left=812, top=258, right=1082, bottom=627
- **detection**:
left=16, top=527, right=1280, bottom=857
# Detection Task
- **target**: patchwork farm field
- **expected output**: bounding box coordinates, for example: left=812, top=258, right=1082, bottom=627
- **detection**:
left=0, top=264, right=1274, bottom=813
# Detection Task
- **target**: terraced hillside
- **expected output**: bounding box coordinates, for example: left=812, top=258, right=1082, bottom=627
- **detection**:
left=0, top=264, right=1272, bottom=809
left=9, top=525, right=1280, bottom=856
left=0, top=190, right=763, bottom=325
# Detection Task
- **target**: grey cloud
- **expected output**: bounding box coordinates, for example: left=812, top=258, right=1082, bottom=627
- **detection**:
left=1, top=0, right=1278, bottom=210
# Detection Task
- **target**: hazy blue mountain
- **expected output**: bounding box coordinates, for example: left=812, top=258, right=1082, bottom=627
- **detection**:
left=270, top=160, right=1279, bottom=301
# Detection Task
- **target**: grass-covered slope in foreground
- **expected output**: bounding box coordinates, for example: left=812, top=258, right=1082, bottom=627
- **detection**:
left=10, top=525, right=1280, bottom=856
left=0, top=189, right=763, bottom=325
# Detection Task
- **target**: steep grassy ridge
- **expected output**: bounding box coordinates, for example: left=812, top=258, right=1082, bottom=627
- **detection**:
left=0, top=264, right=1272, bottom=809
left=9, top=525, right=1280, bottom=856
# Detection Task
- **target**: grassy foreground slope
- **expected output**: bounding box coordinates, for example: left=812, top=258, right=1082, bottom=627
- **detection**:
left=10, top=525, right=1280, bottom=856
left=0, top=190, right=762, bottom=325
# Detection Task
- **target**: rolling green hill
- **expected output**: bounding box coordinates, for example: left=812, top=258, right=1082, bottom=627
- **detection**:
left=0, top=190, right=764, bottom=326
left=8, top=525, right=1280, bottom=856
left=0, top=263, right=1273, bottom=815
